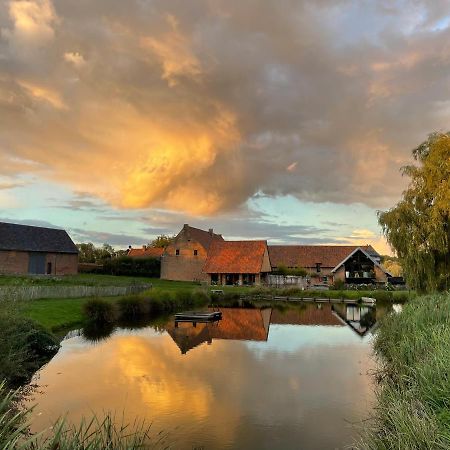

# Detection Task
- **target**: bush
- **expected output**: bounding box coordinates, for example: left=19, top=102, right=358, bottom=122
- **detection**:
left=191, top=288, right=211, bottom=306
left=83, top=298, right=116, bottom=324
left=117, top=295, right=149, bottom=320
left=0, top=303, right=59, bottom=387
left=331, top=279, right=345, bottom=290
left=102, top=257, right=160, bottom=277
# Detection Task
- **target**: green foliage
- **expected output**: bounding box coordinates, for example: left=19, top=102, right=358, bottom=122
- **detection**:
left=0, top=302, right=59, bottom=387
left=83, top=298, right=116, bottom=324
left=77, top=243, right=116, bottom=264
left=331, top=279, right=345, bottom=290
left=0, top=382, right=168, bottom=449
left=361, top=293, right=450, bottom=449
left=379, top=132, right=450, bottom=292
left=117, top=295, right=149, bottom=319
left=273, top=264, right=307, bottom=276
left=102, top=257, right=160, bottom=277
left=148, top=234, right=175, bottom=248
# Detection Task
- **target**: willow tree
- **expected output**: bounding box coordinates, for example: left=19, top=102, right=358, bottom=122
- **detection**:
left=378, top=132, right=450, bottom=292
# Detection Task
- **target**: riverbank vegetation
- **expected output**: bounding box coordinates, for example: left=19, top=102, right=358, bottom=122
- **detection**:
left=361, top=293, right=450, bottom=449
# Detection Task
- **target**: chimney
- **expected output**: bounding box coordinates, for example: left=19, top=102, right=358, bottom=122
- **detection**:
left=209, top=228, right=213, bottom=235
left=142, top=245, right=147, bottom=250
left=183, top=223, right=189, bottom=229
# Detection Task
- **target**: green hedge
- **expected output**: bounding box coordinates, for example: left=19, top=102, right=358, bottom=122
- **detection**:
left=101, top=257, right=160, bottom=277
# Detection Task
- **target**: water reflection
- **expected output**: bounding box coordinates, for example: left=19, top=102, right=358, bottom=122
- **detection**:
left=32, top=302, right=389, bottom=450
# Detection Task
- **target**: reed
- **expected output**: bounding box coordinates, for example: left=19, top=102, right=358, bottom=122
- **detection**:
left=360, top=293, right=450, bottom=449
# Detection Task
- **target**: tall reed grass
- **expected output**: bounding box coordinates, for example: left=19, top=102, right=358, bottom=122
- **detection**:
left=0, top=382, right=170, bottom=449
left=360, top=293, right=450, bottom=449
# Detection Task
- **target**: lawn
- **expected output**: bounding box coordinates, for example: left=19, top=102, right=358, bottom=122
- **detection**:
left=20, top=296, right=122, bottom=332
left=0, top=273, right=198, bottom=289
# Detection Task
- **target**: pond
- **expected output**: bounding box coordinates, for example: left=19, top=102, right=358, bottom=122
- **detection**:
left=29, top=301, right=393, bottom=449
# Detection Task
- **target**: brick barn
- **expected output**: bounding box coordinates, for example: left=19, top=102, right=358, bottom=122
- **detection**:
left=0, top=222, right=78, bottom=275
left=161, top=224, right=224, bottom=282
left=203, top=240, right=272, bottom=286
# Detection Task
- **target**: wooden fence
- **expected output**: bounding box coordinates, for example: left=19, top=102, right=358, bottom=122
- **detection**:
left=0, top=284, right=152, bottom=302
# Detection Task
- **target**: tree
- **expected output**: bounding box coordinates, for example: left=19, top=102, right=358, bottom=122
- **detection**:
left=378, top=132, right=450, bottom=292
left=76, top=243, right=116, bottom=263
left=149, top=234, right=174, bottom=248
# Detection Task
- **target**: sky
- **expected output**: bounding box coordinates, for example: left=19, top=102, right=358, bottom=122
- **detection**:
left=1, top=0, right=450, bottom=254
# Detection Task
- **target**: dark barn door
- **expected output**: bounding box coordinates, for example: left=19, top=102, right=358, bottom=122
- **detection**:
left=28, top=252, right=46, bottom=274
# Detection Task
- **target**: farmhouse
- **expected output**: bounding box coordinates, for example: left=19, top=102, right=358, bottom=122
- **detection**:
left=161, top=224, right=224, bottom=282
left=268, top=245, right=391, bottom=286
left=160, top=224, right=391, bottom=285
left=0, top=222, right=78, bottom=275
left=203, top=240, right=271, bottom=285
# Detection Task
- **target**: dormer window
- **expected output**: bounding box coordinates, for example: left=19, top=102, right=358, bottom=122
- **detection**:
left=194, top=249, right=198, bottom=256
left=316, top=263, right=322, bottom=273
left=176, top=249, right=180, bottom=256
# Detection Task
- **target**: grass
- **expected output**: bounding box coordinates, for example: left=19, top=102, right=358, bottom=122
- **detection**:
left=0, top=382, right=169, bottom=449
left=0, top=273, right=198, bottom=289
left=360, top=293, right=450, bottom=449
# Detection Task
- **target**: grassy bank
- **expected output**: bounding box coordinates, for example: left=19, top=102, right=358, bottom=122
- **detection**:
left=22, top=287, right=210, bottom=332
left=0, top=273, right=197, bottom=289
left=361, top=293, right=450, bottom=449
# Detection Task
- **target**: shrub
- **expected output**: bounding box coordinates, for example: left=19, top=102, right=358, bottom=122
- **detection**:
left=174, top=289, right=194, bottom=308
left=331, top=279, right=345, bottom=290
left=102, top=256, right=160, bottom=277
left=117, top=295, right=149, bottom=320
left=0, top=303, right=59, bottom=387
left=83, top=298, right=116, bottom=324
left=191, top=289, right=211, bottom=306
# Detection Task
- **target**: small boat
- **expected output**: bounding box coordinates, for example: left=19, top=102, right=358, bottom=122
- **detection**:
left=174, top=311, right=222, bottom=321
left=361, top=297, right=376, bottom=305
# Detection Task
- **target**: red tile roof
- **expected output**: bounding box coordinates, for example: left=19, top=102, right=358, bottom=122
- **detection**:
left=166, top=308, right=271, bottom=353
left=203, top=240, right=268, bottom=274
left=268, top=245, right=378, bottom=268
left=127, top=247, right=164, bottom=258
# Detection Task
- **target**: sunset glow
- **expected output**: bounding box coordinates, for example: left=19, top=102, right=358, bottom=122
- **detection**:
left=1, top=0, right=450, bottom=250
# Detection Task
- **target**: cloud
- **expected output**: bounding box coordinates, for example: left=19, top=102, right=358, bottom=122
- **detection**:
left=6, top=0, right=56, bottom=48
left=64, top=51, right=86, bottom=68
left=1, top=0, right=450, bottom=215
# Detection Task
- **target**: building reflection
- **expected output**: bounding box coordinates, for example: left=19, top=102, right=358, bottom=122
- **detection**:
left=166, top=302, right=377, bottom=354
left=167, top=308, right=272, bottom=354
left=331, top=304, right=377, bottom=336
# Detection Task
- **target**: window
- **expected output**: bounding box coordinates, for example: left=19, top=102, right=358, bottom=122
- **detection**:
left=47, top=262, right=52, bottom=275
left=316, top=263, right=322, bottom=273
left=194, top=249, right=198, bottom=256
left=176, top=249, right=180, bottom=256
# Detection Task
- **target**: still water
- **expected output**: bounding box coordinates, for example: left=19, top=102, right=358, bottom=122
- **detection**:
left=30, top=302, right=388, bottom=449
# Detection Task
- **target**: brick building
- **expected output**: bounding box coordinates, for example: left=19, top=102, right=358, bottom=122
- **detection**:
left=268, top=245, right=390, bottom=286
left=203, top=240, right=272, bottom=285
left=160, top=224, right=223, bottom=282
left=0, top=222, right=78, bottom=275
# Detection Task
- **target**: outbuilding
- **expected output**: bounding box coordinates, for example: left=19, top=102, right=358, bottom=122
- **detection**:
left=0, top=222, right=78, bottom=275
